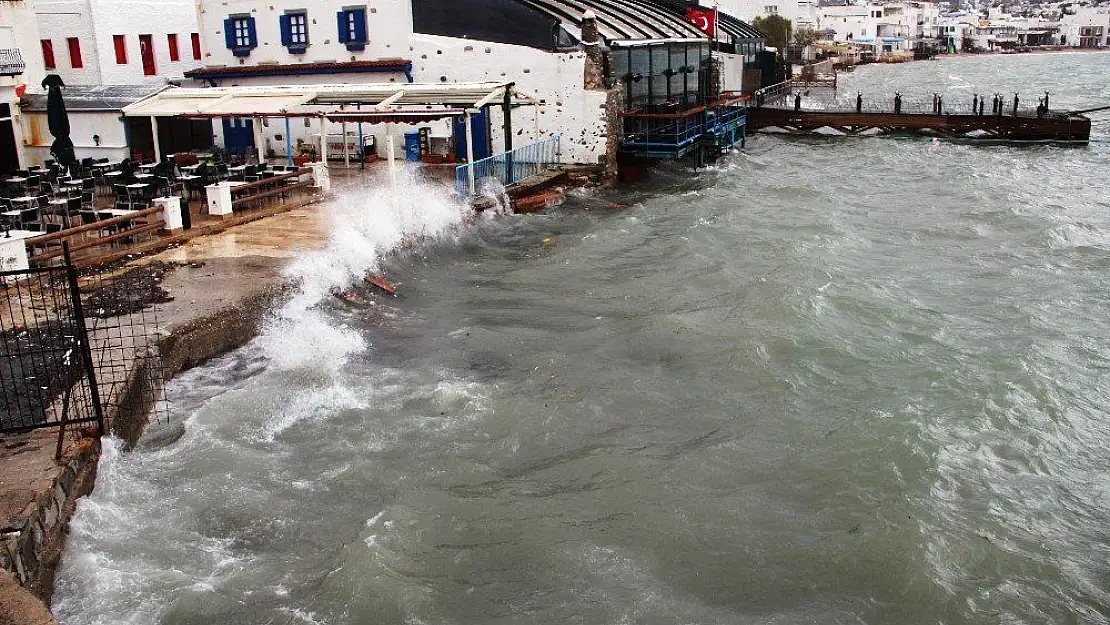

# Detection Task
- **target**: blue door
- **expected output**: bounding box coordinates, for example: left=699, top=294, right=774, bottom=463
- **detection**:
left=452, top=110, right=490, bottom=162
left=223, top=118, right=254, bottom=156
left=404, top=131, right=421, bottom=161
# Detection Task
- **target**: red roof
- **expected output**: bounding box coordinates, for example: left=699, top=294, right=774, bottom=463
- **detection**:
left=185, top=59, right=412, bottom=79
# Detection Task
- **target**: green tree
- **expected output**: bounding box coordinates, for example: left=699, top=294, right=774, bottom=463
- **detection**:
left=793, top=26, right=819, bottom=47
left=753, top=14, right=793, bottom=56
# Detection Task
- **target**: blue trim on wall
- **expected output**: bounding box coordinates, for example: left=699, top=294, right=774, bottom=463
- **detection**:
left=192, top=62, right=412, bottom=80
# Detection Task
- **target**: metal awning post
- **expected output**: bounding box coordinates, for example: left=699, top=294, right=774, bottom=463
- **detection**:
left=342, top=118, right=350, bottom=168
left=150, top=116, right=162, bottom=163
left=320, top=115, right=329, bottom=163
left=503, top=89, right=514, bottom=185
left=465, top=110, right=476, bottom=196
left=387, top=132, right=398, bottom=195
left=357, top=104, right=365, bottom=170
left=253, top=117, right=265, bottom=164
left=285, top=117, right=293, bottom=167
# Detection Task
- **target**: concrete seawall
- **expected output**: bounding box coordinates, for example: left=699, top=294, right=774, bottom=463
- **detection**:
left=0, top=196, right=334, bottom=624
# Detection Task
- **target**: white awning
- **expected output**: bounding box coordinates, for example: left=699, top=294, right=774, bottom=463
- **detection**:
left=121, top=82, right=539, bottom=118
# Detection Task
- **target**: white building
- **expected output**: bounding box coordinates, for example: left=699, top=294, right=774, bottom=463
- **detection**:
left=0, top=0, right=46, bottom=174
left=33, top=0, right=205, bottom=86
left=718, top=0, right=820, bottom=29
left=187, top=0, right=760, bottom=167
left=1059, top=5, right=1110, bottom=47
left=817, top=1, right=939, bottom=52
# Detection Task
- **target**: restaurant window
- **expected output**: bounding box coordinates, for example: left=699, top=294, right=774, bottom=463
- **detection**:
left=113, top=34, right=127, bottom=64
left=66, top=38, right=82, bottom=68
left=41, top=40, right=55, bottom=70
left=223, top=15, right=258, bottom=56
left=336, top=7, right=367, bottom=51
left=191, top=32, right=202, bottom=59
left=280, top=10, right=310, bottom=53
left=167, top=33, right=179, bottom=61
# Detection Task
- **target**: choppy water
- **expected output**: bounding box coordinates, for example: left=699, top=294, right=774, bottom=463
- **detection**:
left=54, top=52, right=1110, bottom=625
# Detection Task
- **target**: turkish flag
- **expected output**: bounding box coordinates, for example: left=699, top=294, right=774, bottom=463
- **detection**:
left=686, top=6, right=717, bottom=37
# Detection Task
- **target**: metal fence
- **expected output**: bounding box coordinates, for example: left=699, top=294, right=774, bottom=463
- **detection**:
left=0, top=245, right=167, bottom=456
left=455, top=134, right=561, bottom=198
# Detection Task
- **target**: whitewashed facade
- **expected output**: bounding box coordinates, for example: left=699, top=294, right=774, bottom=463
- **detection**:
left=718, top=0, right=819, bottom=30
left=192, top=0, right=624, bottom=165
left=33, top=0, right=205, bottom=86
left=0, top=0, right=46, bottom=172
left=817, top=1, right=939, bottom=51
left=1059, top=5, right=1110, bottom=47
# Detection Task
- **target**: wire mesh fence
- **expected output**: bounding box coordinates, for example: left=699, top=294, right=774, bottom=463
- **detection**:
left=0, top=245, right=167, bottom=455
left=456, top=134, right=562, bottom=198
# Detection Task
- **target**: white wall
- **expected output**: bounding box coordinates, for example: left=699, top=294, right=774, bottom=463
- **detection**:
left=411, top=34, right=607, bottom=164
left=33, top=0, right=101, bottom=86
left=198, top=0, right=412, bottom=68
left=21, top=110, right=129, bottom=165
left=818, top=4, right=876, bottom=41
left=88, top=0, right=205, bottom=84
left=35, top=0, right=204, bottom=86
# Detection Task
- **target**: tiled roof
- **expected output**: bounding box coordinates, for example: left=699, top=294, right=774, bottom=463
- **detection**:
left=20, top=84, right=169, bottom=112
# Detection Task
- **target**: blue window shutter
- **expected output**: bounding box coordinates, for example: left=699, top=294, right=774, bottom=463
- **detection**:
left=279, top=14, right=292, bottom=46
left=246, top=16, right=258, bottom=47
left=337, top=11, right=349, bottom=43
left=352, top=8, right=367, bottom=42
left=223, top=18, right=236, bottom=49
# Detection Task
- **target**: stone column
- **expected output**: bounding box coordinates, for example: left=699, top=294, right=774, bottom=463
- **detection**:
left=582, top=10, right=605, bottom=90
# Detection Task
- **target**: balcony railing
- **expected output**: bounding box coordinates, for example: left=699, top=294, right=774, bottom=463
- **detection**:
left=0, top=49, right=25, bottom=77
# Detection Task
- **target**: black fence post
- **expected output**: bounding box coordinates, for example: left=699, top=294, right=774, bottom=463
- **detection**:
left=63, top=242, right=106, bottom=437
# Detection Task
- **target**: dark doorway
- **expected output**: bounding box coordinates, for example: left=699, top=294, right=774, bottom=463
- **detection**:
left=452, top=109, right=491, bottom=162
left=126, top=116, right=154, bottom=161
left=157, top=118, right=213, bottom=155
left=0, top=104, right=18, bottom=176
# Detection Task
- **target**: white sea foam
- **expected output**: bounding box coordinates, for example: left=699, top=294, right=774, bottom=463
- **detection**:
left=260, top=166, right=470, bottom=378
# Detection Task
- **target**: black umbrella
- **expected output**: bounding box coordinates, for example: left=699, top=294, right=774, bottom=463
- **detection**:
left=41, top=74, right=77, bottom=175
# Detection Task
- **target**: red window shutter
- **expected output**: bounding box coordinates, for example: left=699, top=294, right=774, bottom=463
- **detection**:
left=167, top=34, right=179, bottom=61
left=41, top=40, right=55, bottom=69
left=113, top=35, right=127, bottom=64
left=67, top=38, right=83, bottom=68
left=191, top=33, right=201, bottom=60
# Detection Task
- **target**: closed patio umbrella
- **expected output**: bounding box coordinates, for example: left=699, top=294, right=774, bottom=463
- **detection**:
left=41, top=74, right=77, bottom=176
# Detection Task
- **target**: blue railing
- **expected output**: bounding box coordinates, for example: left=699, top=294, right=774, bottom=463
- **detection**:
left=455, top=134, right=561, bottom=198
left=621, top=104, right=747, bottom=159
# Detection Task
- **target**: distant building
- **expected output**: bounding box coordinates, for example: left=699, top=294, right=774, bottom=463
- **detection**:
left=1059, top=5, right=1110, bottom=47
left=718, top=0, right=820, bottom=30
left=0, top=0, right=46, bottom=174
left=32, top=0, right=205, bottom=86
left=816, top=1, right=939, bottom=54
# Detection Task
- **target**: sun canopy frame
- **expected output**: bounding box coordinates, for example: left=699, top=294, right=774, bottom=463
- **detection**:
left=121, top=82, right=538, bottom=118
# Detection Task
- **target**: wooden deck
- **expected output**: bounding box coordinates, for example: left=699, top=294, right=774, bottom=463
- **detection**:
left=747, top=107, right=1092, bottom=142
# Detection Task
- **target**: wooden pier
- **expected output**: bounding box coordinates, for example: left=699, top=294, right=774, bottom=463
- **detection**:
left=747, top=107, right=1092, bottom=142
